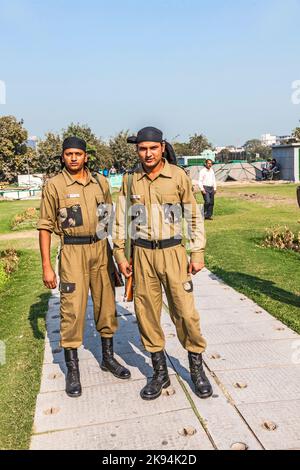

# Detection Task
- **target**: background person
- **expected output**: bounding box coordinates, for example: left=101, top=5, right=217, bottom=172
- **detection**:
left=198, top=159, right=217, bottom=220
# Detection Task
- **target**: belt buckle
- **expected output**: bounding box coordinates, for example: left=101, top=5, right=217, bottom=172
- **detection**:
left=90, top=235, right=96, bottom=244
left=153, top=240, right=159, bottom=249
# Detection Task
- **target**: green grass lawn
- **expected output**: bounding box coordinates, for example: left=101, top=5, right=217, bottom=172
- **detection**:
left=0, top=199, right=40, bottom=234
left=196, top=184, right=300, bottom=333
left=0, top=248, right=54, bottom=449
left=0, top=199, right=55, bottom=449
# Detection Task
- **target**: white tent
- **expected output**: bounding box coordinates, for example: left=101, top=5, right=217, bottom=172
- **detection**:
left=188, top=162, right=264, bottom=183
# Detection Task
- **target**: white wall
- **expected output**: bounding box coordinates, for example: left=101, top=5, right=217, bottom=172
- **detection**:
left=0, top=189, right=42, bottom=200
left=17, top=174, right=43, bottom=188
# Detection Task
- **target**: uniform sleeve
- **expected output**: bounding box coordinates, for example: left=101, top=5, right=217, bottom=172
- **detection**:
left=180, top=173, right=206, bottom=264
left=101, top=176, right=113, bottom=204
left=37, top=182, right=58, bottom=233
left=113, top=175, right=128, bottom=265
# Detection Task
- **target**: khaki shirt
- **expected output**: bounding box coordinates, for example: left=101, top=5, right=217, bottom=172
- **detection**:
left=113, top=159, right=206, bottom=265
left=37, top=168, right=112, bottom=238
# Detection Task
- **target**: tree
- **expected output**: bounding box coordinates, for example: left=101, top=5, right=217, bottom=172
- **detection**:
left=37, top=132, right=62, bottom=177
left=188, top=133, right=213, bottom=156
left=63, top=123, right=113, bottom=171
left=292, top=127, right=300, bottom=141
left=216, top=147, right=232, bottom=163
left=244, top=139, right=262, bottom=150
left=0, top=115, right=33, bottom=182
left=109, top=130, right=138, bottom=170
left=16, top=146, right=41, bottom=177
left=37, top=123, right=114, bottom=176
left=244, top=139, right=272, bottom=161
left=173, top=142, right=192, bottom=156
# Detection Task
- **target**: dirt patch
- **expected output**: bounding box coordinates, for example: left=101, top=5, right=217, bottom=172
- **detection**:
left=0, top=230, right=38, bottom=241
left=217, top=180, right=288, bottom=187
left=218, top=191, right=296, bottom=206
left=0, top=231, right=60, bottom=252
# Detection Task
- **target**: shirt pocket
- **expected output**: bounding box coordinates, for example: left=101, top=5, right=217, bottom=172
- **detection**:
left=96, top=194, right=110, bottom=218
left=58, top=198, right=83, bottom=229
left=161, top=194, right=182, bottom=224
left=129, top=194, right=146, bottom=227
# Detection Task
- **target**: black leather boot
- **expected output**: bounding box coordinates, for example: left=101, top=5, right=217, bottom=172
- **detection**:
left=100, top=337, right=131, bottom=379
left=188, top=352, right=213, bottom=399
left=140, top=351, right=171, bottom=400
left=64, top=348, right=82, bottom=398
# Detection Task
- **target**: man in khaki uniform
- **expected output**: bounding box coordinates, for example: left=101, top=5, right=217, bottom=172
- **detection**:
left=38, top=136, right=130, bottom=398
left=114, top=127, right=212, bottom=400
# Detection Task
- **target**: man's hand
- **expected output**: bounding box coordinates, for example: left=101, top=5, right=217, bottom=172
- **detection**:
left=201, top=189, right=206, bottom=195
left=43, top=266, right=57, bottom=289
left=188, top=262, right=205, bottom=275
left=118, top=260, right=132, bottom=279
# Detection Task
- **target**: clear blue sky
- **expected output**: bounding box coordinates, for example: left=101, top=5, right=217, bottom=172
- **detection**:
left=1, top=0, right=300, bottom=146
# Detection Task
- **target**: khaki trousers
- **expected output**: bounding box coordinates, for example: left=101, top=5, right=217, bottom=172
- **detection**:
left=133, top=244, right=207, bottom=354
left=59, top=239, right=117, bottom=348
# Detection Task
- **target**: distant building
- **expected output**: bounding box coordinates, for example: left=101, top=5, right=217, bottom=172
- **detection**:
left=276, top=135, right=293, bottom=145
left=272, top=143, right=300, bottom=182
left=177, top=149, right=216, bottom=167
left=216, top=146, right=246, bottom=163
left=260, top=133, right=294, bottom=146
left=228, top=147, right=246, bottom=160
left=261, top=133, right=277, bottom=146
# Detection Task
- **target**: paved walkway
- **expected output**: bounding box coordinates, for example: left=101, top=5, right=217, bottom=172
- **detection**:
left=0, top=229, right=37, bottom=240
left=30, top=269, right=300, bottom=450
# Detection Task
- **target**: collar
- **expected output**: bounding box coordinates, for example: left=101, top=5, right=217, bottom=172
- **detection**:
left=62, top=167, right=97, bottom=186
left=136, top=159, right=172, bottom=181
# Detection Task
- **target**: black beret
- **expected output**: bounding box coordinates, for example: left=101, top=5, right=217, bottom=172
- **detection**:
left=127, top=126, right=163, bottom=144
left=63, top=136, right=87, bottom=152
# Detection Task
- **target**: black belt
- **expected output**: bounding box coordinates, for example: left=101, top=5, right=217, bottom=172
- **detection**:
left=134, top=238, right=182, bottom=250
left=64, top=235, right=101, bottom=245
